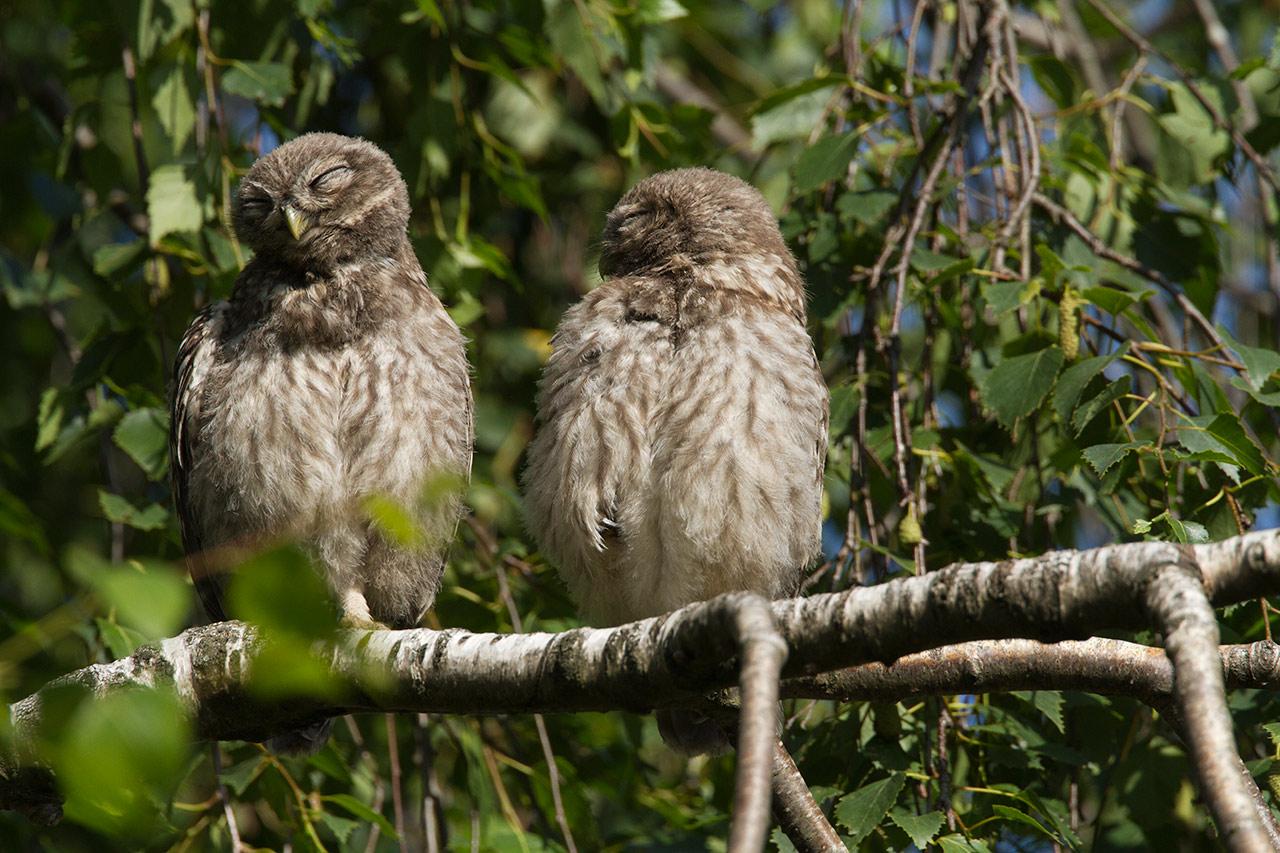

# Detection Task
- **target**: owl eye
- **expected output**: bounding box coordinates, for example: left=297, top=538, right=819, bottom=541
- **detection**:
left=310, top=165, right=353, bottom=191
left=240, top=194, right=271, bottom=210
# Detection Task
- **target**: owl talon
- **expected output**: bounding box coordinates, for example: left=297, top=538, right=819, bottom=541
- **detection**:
left=340, top=612, right=390, bottom=631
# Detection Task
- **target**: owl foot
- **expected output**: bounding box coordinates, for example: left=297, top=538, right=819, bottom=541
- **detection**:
left=339, top=589, right=388, bottom=630
left=339, top=612, right=391, bottom=631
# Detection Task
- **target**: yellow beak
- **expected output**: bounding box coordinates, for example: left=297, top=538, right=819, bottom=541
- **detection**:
left=283, top=204, right=310, bottom=240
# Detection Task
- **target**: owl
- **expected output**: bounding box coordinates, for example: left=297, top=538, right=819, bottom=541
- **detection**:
left=169, top=134, right=473, bottom=747
left=523, top=167, right=828, bottom=751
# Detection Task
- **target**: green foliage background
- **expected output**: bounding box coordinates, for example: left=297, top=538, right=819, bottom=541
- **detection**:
left=3, top=0, right=1280, bottom=849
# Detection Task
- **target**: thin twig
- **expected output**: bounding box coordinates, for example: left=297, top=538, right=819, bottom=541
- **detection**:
left=385, top=714, right=408, bottom=853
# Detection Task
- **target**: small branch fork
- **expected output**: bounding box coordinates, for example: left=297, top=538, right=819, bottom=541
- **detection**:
left=9, top=531, right=1280, bottom=850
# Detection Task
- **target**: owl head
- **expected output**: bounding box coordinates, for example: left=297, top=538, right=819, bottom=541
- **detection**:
left=232, top=133, right=411, bottom=271
left=599, top=167, right=794, bottom=279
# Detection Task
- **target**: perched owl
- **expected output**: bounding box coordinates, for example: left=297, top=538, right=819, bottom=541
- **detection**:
left=170, top=134, right=473, bottom=746
left=523, top=168, right=828, bottom=751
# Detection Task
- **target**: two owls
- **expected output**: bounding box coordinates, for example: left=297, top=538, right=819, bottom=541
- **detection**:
left=171, top=133, right=827, bottom=751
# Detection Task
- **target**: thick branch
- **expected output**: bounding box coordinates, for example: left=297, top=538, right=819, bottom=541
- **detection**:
left=728, top=597, right=788, bottom=852
left=783, top=636, right=1280, bottom=703
left=1147, top=559, right=1268, bottom=851
left=8, top=532, right=1280, bottom=834
left=770, top=742, right=843, bottom=852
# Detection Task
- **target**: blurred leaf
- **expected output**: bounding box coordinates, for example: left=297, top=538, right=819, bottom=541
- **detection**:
left=220, top=757, right=267, bottom=796
left=363, top=493, right=423, bottom=547
left=98, top=491, right=169, bottom=532
left=322, top=793, right=399, bottom=840
left=752, top=85, right=837, bottom=147
left=92, top=239, right=146, bottom=278
left=222, top=61, right=293, bottom=107
left=632, top=0, right=687, bottom=23
left=794, top=133, right=858, bottom=193
left=152, top=68, right=196, bottom=154
left=95, top=617, right=147, bottom=658
left=228, top=545, right=336, bottom=637
left=1218, top=324, right=1280, bottom=390
left=113, top=408, right=169, bottom=480
left=147, top=165, right=203, bottom=246
left=51, top=688, right=190, bottom=838
left=96, top=560, right=189, bottom=638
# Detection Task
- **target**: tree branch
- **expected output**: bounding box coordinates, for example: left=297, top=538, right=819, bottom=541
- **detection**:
left=8, top=532, right=1280, bottom=841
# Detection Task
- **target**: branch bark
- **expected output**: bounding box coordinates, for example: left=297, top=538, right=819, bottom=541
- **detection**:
left=8, top=532, right=1280, bottom=842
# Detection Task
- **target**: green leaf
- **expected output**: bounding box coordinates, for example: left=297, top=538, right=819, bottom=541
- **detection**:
left=889, top=809, right=945, bottom=848
left=220, top=757, right=266, bottom=796
left=836, top=190, right=897, bottom=226
left=833, top=772, right=905, bottom=844
left=1071, top=376, right=1130, bottom=434
left=770, top=826, right=798, bottom=852
left=1231, top=377, right=1280, bottom=407
left=1157, top=82, right=1231, bottom=183
left=52, top=688, right=191, bottom=838
left=1218, top=324, right=1280, bottom=390
left=1081, top=441, right=1149, bottom=476
left=632, top=0, right=687, bottom=24
left=322, top=793, right=400, bottom=840
left=938, top=835, right=994, bottom=853
left=979, top=346, right=1064, bottom=429
left=113, top=408, right=169, bottom=480
left=1180, top=413, right=1269, bottom=476
left=96, top=561, right=190, bottom=638
left=98, top=491, right=169, bottom=531
left=228, top=545, right=336, bottom=637
left=146, top=165, right=203, bottom=246
left=362, top=493, right=423, bottom=547
left=152, top=67, right=195, bottom=153
left=992, top=804, right=1057, bottom=840
left=1052, top=342, right=1129, bottom=421
left=1164, top=515, right=1209, bottom=544
left=92, top=239, right=146, bottom=278
left=985, top=277, right=1038, bottom=315
left=794, top=133, right=858, bottom=193
left=221, top=60, right=293, bottom=107
left=448, top=289, right=485, bottom=327
left=1081, top=285, right=1143, bottom=315
left=751, top=84, right=837, bottom=148
left=95, top=617, right=147, bottom=659
left=1032, top=691, right=1064, bottom=733
left=829, top=384, right=858, bottom=435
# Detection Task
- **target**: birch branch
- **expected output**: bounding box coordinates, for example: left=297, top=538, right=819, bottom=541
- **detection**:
left=8, top=531, right=1280, bottom=840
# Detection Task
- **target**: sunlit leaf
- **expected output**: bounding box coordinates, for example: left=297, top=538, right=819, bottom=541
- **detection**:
left=979, top=346, right=1064, bottom=429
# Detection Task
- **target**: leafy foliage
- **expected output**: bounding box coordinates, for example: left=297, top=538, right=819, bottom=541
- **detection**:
left=2, top=0, right=1280, bottom=849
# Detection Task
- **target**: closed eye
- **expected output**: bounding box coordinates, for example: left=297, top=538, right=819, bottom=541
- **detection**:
left=240, top=195, right=271, bottom=209
left=310, top=165, right=352, bottom=190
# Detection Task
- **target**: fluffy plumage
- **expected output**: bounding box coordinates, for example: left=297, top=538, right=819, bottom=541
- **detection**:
left=523, top=168, right=828, bottom=749
left=170, top=133, right=473, bottom=639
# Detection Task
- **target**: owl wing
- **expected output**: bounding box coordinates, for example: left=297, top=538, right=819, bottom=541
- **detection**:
left=523, top=287, right=648, bottom=582
left=811, top=342, right=829, bottom=488
left=169, top=302, right=229, bottom=622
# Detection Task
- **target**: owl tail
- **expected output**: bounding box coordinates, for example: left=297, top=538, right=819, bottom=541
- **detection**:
left=656, top=709, right=732, bottom=755
left=265, top=719, right=334, bottom=756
